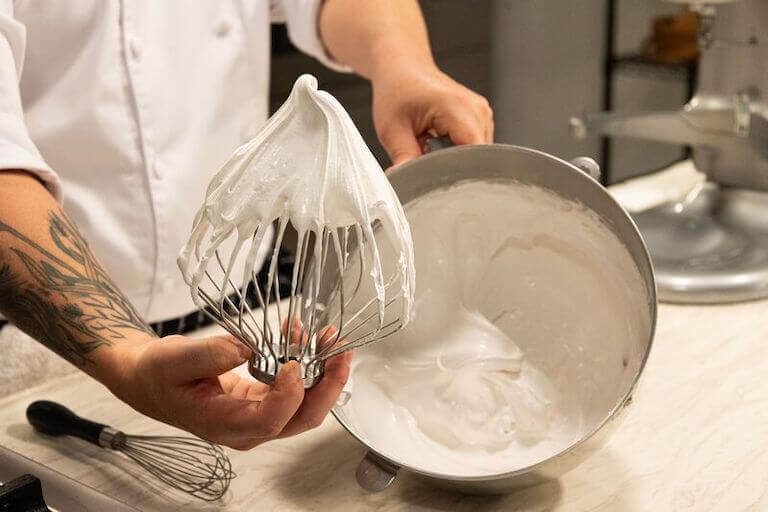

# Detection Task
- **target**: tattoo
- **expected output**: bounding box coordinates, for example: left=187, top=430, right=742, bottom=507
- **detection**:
left=0, top=210, right=154, bottom=367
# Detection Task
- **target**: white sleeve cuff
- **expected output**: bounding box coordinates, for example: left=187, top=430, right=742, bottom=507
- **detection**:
left=276, top=0, right=352, bottom=73
left=0, top=140, right=62, bottom=201
left=0, top=12, right=62, bottom=201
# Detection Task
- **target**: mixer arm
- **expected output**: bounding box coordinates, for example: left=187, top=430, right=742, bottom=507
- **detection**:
left=572, top=82, right=768, bottom=152
left=569, top=103, right=761, bottom=150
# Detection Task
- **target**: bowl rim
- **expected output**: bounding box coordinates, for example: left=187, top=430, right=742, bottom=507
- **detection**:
left=331, top=143, right=658, bottom=482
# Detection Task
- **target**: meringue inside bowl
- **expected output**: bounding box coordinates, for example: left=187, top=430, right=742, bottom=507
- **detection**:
left=333, top=179, right=653, bottom=478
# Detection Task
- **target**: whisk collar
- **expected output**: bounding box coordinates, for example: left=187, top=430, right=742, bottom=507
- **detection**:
left=97, top=426, right=127, bottom=450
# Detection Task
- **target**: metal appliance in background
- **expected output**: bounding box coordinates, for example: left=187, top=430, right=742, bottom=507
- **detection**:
left=572, top=0, right=768, bottom=303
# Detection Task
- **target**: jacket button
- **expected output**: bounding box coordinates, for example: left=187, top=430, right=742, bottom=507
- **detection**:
left=214, top=20, right=232, bottom=38
left=129, top=37, right=142, bottom=60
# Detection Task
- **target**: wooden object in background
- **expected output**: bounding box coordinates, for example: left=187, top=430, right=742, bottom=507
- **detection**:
left=644, top=9, right=699, bottom=64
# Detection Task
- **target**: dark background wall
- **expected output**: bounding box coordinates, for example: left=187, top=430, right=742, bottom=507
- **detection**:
left=270, top=0, right=690, bottom=183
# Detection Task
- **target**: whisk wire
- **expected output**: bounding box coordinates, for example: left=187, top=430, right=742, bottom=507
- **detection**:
left=321, top=229, right=350, bottom=354
left=123, top=441, right=232, bottom=501
left=302, top=229, right=328, bottom=358
left=322, top=302, right=403, bottom=359
left=298, top=229, right=327, bottom=363
left=187, top=212, right=410, bottom=387
left=257, top=218, right=290, bottom=366
left=213, top=249, right=265, bottom=343
left=196, top=285, right=250, bottom=346
left=123, top=436, right=234, bottom=492
left=26, top=400, right=236, bottom=503
left=286, top=228, right=312, bottom=361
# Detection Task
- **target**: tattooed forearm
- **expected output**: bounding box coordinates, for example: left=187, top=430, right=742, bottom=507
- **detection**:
left=0, top=210, right=155, bottom=367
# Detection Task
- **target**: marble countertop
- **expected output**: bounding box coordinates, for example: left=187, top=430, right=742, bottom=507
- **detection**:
left=2, top=163, right=767, bottom=511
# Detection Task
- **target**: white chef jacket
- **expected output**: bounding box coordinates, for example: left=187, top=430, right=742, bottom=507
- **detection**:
left=0, top=1, right=348, bottom=322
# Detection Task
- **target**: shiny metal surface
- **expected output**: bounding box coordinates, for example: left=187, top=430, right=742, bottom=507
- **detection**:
left=331, top=144, right=657, bottom=494
left=96, top=426, right=124, bottom=450
left=355, top=452, right=399, bottom=492
left=570, top=97, right=768, bottom=191
left=572, top=0, right=768, bottom=191
left=633, top=184, right=768, bottom=302
left=569, top=156, right=602, bottom=181
left=571, top=0, right=768, bottom=303
left=192, top=199, right=408, bottom=390
left=0, top=445, right=139, bottom=512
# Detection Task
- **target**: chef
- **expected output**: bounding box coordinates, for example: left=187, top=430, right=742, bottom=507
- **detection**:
left=0, top=1, right=493, bottom=449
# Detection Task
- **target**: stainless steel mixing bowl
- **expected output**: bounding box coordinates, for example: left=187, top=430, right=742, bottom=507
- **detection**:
left=330, top=143, right=657, bottom=494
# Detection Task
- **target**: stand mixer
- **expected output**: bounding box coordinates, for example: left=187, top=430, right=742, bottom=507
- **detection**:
left=571, top=0, right=768, bottom=303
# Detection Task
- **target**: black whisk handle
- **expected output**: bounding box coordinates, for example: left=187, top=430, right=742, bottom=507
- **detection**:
left=26, top=400, right=108, bottom=447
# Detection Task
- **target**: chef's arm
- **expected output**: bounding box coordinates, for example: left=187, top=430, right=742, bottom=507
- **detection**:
left=0, top=10, right=159, bottom=390
left=0, top=170, right=155, bottom=383
left=318, top=0, right=494, bottom=165
left=319, top=0, right=433, bottom=80
left=0, top=171, right=349, bottom=448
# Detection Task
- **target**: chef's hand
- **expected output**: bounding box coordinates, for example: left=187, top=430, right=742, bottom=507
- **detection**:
left=108, top=329, right=351, bottom=450
left=372, top=60, right=494, bottom=167
left=319, top=0, right=493, bottom=166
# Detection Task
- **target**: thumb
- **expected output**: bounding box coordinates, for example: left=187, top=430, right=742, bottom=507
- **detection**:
left=378, top=118, right=422, bottom=167
left=164, top=335, right=251, bottom=382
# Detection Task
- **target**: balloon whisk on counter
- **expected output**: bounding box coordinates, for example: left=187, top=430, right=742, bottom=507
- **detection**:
left=26, top=400, right=234, bottom=502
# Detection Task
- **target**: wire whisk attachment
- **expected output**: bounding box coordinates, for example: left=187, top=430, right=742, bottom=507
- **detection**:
left=178, top=74, right=415, bottom=388
left=26, top=400, right=234, bottom=501
left=183, top=216, right=413, bottom=388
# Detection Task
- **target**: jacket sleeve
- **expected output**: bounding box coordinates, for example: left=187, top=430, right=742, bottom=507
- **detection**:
left=271, top=0, right=352, bottom=73
left=0, top=3, right=61, bottom=200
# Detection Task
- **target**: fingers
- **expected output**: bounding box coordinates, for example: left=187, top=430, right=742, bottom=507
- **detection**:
left=281, top=316, right=310, bottom=363
left=218, top=372, right=269, bottom=401
left=242, top=361, right=305, bottom=435
left=435, top=93, right=493, bottom=146
left=281, top=316, right=306, bottom=345
left=377, top=99, right=493, bottom=167
left=478, top=96, right=495, bottom=143
left=165, top=324, right=353, bottom=448
left=279, top=350, right=352, bottom=437
left=378, top=118, right=423, bottom=167
left=279, top=325, right=350, bottom=436
left=160, top=335, right=251, bottom=382
left=445, top=86, right=493, bottom=145
left=471, top=93, right=494, bottom=143
left=217, top=324, right=349, bottom=446
left=445, top=115, right=485, bottom=145
left=193, top=361, right=305, bottom=449
left=317, top=325, right=342, bottom=352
